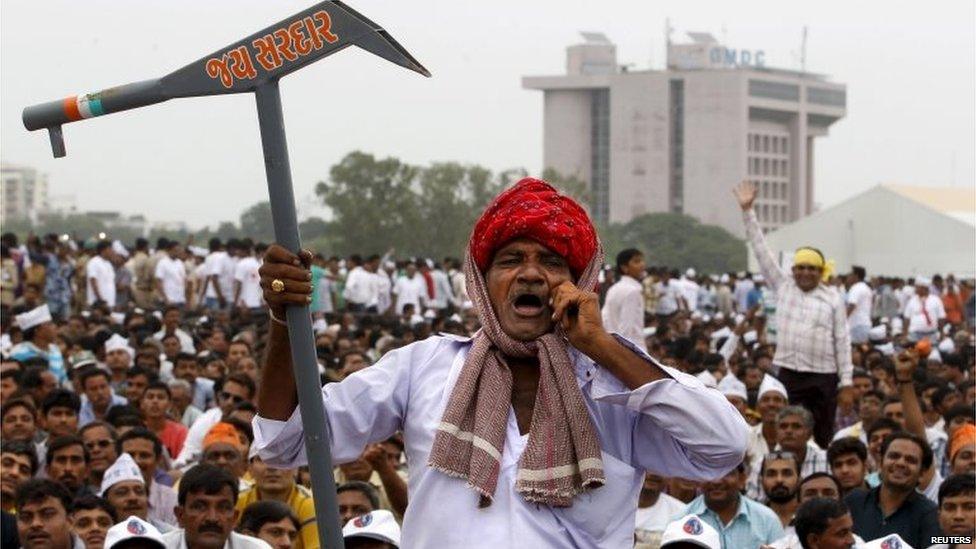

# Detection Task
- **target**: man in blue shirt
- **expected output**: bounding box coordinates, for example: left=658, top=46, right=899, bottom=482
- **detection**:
left=678, top=460, right=784, bottom=548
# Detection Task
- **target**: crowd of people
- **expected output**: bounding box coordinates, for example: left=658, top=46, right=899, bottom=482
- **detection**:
left=0, top=179, right=973, bottom=549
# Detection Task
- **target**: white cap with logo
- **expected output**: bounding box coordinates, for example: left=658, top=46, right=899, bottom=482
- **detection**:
left=342, top=510, right=400, bottom=547
left=104, top=516, right=165, bottom=549
left=660, top=514, right=720, bottom=548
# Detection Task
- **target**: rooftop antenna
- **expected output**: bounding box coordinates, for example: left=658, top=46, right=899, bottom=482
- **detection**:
left=800, top=25, right=808, bottom=73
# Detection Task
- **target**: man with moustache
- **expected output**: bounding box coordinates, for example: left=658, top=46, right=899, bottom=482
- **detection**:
left=15, top=479, right=83, bottom=549
left=162, top=464, right=270, bottom=549
left=1, top=440, right=38, bottom=514
left=46, top=436, right=93, bottom=499
left=253, top=179, right=748, bottom=547
left=99, top=453, right=172, bottom=533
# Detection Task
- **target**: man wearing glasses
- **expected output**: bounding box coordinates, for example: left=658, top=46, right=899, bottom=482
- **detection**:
left=79, top=421, right=118, bottom=493
left=173, top=373, right=255, bottom=470
left=735, top=181, right=854, bottom=449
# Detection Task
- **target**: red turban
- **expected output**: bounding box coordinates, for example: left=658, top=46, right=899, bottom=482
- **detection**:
left=470, top=178, right=598, bottom=276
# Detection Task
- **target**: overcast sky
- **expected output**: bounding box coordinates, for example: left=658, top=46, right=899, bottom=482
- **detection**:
left=2, top=0, right=973, bottom=229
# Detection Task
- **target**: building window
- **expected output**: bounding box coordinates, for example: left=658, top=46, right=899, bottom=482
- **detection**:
left=591, top=88, right=611, bottom=224
left=669, top=79, right=684, bottom=214
left=807, top=87, right=846, bottom=107
left=749, top=79, right=800, bottom=101
left=762, top=158, right=769, bottom=175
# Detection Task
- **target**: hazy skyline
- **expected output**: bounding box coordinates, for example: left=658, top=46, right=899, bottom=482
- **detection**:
left=2, top=0, right=974, bottom=230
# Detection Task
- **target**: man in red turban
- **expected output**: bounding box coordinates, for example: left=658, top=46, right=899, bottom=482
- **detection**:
left=251, top=177, right=748, bottom=547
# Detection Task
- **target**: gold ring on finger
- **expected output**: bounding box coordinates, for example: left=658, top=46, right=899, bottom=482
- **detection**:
left=271, top=279, right=285, bottom=293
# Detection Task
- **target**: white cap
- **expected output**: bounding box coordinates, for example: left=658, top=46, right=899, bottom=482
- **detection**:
left=15, top=304, right=53, bottom=331
left=758, top=374, right=788, bottom=400
left=686, top=268, right=696, bottom=278
left=718, top=374, right=748, bottom=401
left=743, top=330, right=758, bottom=345
left=927, top=349, right=943, bottom=363
left=111, top=240, right=130, bottom=259
left=342, top=510, right=401, bottom=547
left=868, top=325, right=887, bottom=342
left=734, top=314, right=746, bottom=326
left=915, top=276, right=932, bottom=287
left=696, top=370, right=717, bottom=389
left=188, top=245, right=208, bottom=258
left=448, top=313, right=462, bottom=323
left=714, top=312, right=725, bottom=321
left=719, top=273, right=730, bottom=284
left=642, top=326, right=657, bottom=337
left=660, top=514, right=720, bottom=548
left=104, top=516, right=165, bottom=549
left=753, top=274, right=765, bottom=283
left=423, top=309, right=437, bottom=319
left=860, top=533, right=914, bottom=549
left=702, top=315, right=712, bottom=324
left=938, top=338, right=955, bottom=354
left=691, top=311, right=703, bottom=320
left=104, top=334, right=134, bottom=359
left=110, top=312, right=126, bottom=325
left=100, top=453, right=144, bottom=497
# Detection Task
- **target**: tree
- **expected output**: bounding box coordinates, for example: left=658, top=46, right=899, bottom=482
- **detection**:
left=298, top=217, right=329, bottom=242
left=603, top=213, right=746, bottom=274
left=315, top=151, right=422, bottom=256
left=239, top=201, right=275, bottom=243
left=541, top=167, right=591, bottom=207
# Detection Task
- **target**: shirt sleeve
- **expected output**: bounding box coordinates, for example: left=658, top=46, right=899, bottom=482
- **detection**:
left=832, top=291, right=854, bottom=386
left=588, top=336, right=749, bottom=481
left=742, top=209, right=786, bottom=293
left=718, top=333, right=739, bottom=362
left=252, top=343, right=411, bottom=468
left=621, top=285, right=646, bottom=347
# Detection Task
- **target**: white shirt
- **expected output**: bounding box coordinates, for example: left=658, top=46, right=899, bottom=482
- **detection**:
left=904, top=294, right=946, bottom=333
left=86, top=255, right=117, bottom=306
left=373, top=271, right=392, bottom=313
left=155, top=256, right=187, bottom=304
left=734, top=279, right=755, bottom=313
left=393, top=274, right=426, bottom=314
left=161, top=529, right=271, bottom=549
left=847, top=281, right=873, bottom=329
left=148, top=480, right=178, bottom=527
left=655, top=280, right=680, bottom=315
left=204, top=251, right=237, bottom=301
left=601, top=275, right=645, bottom=347
left=234, top=256, right=263, bottom=308
left=253, top=334, right=748, bottom=548
left=428, top=269, right=454, bottom=309
left=635, top=492, right=686, bottom=543
left=342, top=266, right=374, bottom=306
left=680, top=278, right=700, bottom=311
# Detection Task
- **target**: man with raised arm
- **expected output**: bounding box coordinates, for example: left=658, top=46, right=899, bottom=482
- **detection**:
left=734, top=180, right=853, bottom=449
left=253, top=178, right=748, bottom=548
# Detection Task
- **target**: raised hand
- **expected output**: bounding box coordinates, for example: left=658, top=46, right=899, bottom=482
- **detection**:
left=733, top=180, right=758, bottom=211
left=258, top=244, right=313, bottom=318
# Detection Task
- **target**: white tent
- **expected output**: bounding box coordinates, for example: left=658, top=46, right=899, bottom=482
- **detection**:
left=748, top=184, right=976, bottom=278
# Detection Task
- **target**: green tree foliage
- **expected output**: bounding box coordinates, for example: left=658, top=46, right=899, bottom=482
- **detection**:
left=602, top=212, right=746, bottom=274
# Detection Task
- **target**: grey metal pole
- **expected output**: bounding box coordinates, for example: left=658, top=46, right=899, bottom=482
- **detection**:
left=254, top=80, right=345, bottom=549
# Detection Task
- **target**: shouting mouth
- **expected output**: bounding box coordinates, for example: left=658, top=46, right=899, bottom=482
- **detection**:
left=511, top=292, right=547, bottom=318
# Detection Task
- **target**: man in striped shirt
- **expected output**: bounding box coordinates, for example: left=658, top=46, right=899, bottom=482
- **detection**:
left=735, top=181, right=854, bottom=449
